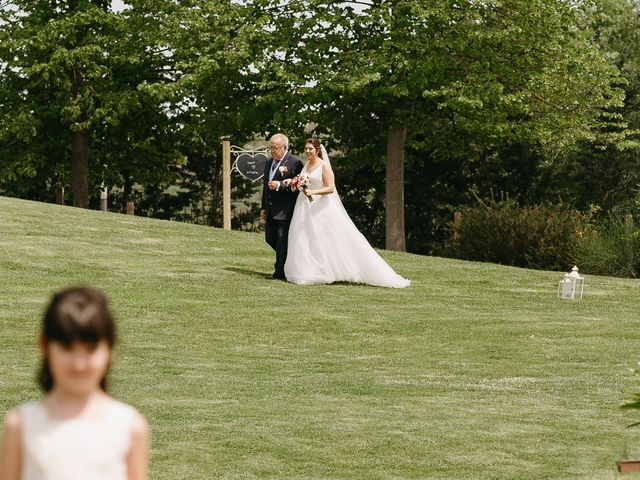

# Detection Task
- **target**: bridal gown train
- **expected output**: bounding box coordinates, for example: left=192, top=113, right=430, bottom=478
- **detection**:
left=284, top=163, right=410, bottom=288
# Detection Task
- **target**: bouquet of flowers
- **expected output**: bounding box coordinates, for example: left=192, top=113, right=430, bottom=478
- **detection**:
left=290, top=173, right=313, bottom=202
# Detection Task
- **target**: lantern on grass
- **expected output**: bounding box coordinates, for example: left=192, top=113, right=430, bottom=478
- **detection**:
left=557, top=266, right=584, bottom=300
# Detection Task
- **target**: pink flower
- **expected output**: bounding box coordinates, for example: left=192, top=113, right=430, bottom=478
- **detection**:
left=290, top=174, right=313, bottom=203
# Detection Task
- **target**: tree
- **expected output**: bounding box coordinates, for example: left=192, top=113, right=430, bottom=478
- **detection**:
left=0, top=0, right=182, bottom=208
left=553, top=0, right=640, bottom=215
left=258, top=0, right=627, bottom=252
left=1, top=1, right=115, bottom=207
left=152, top=0, right=289, bottom=227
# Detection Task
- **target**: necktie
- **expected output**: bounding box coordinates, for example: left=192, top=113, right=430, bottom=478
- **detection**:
left=270, top=160, right=280, bottom=180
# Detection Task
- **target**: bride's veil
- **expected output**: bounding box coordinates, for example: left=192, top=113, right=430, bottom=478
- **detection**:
left=320, top=143, right=342, bottom=200
left=320, top=144, right=331, bottom=167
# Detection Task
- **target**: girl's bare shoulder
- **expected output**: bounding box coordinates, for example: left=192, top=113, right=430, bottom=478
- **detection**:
left=3, top=408, right=21, bottom=430
left=107, top=398, right=147, bottom=429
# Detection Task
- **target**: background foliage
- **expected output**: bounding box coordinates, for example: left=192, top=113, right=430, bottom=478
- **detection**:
left=575, top=213, right=640, bottom=278
left=446, top=196, right=595, bottom=271
left=1, top=0, right=640, bottom=259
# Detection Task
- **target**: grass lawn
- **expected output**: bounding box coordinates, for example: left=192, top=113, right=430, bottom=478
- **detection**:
left=1, top=194, right=640, bottom=479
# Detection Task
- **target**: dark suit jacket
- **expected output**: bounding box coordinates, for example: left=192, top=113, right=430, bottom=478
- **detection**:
left=261, top=151, right=304, bottom=221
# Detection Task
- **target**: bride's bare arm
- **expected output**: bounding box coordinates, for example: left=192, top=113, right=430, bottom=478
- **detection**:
left=308, top=163, right=335, bottom=196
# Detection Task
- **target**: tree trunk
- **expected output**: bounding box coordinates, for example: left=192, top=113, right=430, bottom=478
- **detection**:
left=209, top=155, right=221, bottom=227
left=71, top=130, right=90, bottom=208
left=123, top=173, right=132, bottom=212
left=385, top=125, right=407, bottom=252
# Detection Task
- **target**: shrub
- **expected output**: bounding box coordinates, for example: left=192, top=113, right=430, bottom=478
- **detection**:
left=446, top=197, right=593, bottom=271
left=574, top=214, right=639, bottom=278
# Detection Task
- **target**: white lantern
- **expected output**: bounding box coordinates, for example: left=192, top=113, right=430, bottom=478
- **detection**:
left=557, top=266, right=584, bottom=300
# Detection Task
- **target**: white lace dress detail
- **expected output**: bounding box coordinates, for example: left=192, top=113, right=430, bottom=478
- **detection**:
left=284, top=162, right=410, bottom=288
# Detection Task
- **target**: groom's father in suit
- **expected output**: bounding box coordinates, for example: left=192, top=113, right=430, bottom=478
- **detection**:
left=260, top=133, right=303, bottom=279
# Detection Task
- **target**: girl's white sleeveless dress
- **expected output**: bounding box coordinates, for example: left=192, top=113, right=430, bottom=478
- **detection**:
left=19, top=400, right=136, bottom=480
left=284, top=162, right=410, bottom=288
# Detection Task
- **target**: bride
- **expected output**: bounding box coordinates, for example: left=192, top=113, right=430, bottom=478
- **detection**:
left=283, top=138, right=410, bottom=288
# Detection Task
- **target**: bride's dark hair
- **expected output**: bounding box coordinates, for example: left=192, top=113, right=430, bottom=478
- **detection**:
left=305, top=138, right=322, bottom=154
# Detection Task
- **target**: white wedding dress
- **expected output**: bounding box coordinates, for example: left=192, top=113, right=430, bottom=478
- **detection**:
left=284, top=161, right=410, bottom=288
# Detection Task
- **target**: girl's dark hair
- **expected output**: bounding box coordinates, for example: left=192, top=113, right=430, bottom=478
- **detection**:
left=38, top=287, right=117, bottom=392
left=305, top=138, right=322, bottom=154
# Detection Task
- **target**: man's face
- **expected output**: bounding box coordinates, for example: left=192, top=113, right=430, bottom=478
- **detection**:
left=269, top=140, right=286, bottom=161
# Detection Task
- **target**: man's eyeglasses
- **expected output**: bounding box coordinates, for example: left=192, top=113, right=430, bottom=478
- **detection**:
left=269, top=144, right=284, bottom=150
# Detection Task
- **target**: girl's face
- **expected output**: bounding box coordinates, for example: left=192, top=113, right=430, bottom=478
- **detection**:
left=42, top=339, right=111, bottom=397
left=304, top=143, right=317, bottom=159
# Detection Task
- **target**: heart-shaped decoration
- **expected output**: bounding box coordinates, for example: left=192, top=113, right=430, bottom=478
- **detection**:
left=235, top=153, right=268, bottom=182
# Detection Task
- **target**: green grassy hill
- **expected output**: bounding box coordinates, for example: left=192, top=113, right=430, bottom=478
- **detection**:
left=1, top=195, right=639, bottom=479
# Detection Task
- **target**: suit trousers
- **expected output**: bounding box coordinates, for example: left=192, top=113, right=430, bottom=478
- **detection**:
left=265, top=215, right=291, bottom=278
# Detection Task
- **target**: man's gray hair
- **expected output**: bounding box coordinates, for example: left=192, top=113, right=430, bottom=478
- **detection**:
left=270, top=133, right=289, bottom=148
